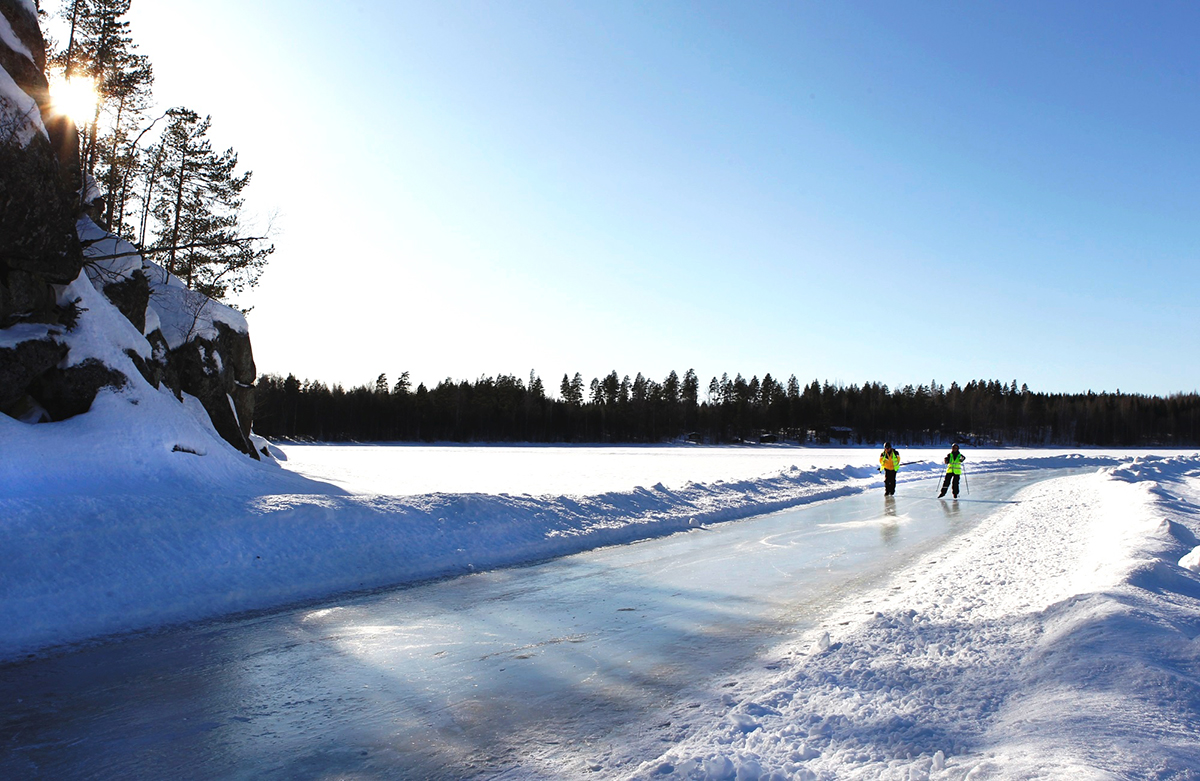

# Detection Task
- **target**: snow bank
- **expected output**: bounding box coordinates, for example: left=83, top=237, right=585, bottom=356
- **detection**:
left=0, top=450, right=1144, bottom=662
left=76, top=210, right=248, bottom=348
left=78, top=215, right=143, bottom=284
left=142, top=257, right=248, bottom=349
left=622, top=454, right=1200, bottom=780
left=0, top=459, right=876, bottom=659
left=55, top=267, right=151, bottom=368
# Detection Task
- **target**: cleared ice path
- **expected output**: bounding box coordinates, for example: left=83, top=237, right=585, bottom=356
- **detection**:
left=0, top=468, right=1080, bottom=779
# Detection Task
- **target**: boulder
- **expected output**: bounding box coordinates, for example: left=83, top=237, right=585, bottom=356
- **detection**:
left=99, top=270, right=151, bottom=333
left=0, top=268, right=56, bottom=327
left=165, top=322, right=259, bottom=458
left=33, top=357, right=128, bottom=420
left=0, top=335, right=67, bottom=411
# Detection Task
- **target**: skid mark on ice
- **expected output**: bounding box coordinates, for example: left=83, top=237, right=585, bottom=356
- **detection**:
left=477, top=634, right=592, bottom=661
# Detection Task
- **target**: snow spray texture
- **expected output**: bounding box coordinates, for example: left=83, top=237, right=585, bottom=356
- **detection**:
left=624, top=454, right=1200, bottom=781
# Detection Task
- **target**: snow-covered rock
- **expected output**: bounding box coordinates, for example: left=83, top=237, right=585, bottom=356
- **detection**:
left=0, top=1, right=82, bottom=313
left=1, top=9, right=261, bottom=457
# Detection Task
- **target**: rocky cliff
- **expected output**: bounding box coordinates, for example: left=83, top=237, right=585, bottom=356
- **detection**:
left=1, top=0, right=262, bottom=459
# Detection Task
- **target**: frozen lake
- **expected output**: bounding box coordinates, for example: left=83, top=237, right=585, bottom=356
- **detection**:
left=276, top=443, right=1169, bottom=496
left=0, top=465, right=1083, bottom=779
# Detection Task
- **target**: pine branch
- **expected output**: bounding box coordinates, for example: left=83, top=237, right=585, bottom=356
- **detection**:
left=80, top=235, right=271, bottom=263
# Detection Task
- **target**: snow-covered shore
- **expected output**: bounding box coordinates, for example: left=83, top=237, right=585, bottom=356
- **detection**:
left=0, top=427, right=1144, bottom=662
left=615, top=456, right=1200, bottom=780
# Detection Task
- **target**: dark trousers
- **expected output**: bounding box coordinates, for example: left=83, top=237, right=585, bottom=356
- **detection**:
left=940, top=472, right=960, bottom=497
left=883, top=469, right=897, bottom=495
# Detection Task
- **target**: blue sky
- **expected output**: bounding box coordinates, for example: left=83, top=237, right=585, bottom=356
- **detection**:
left=122, top=1, right=1198, bottom=395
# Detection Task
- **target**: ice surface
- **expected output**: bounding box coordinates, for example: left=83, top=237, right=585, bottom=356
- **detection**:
left=2, top=455, right=1200, bottom=780
left=0, top=468, right=1101, bottom=779
left=2, top=443, right=1159, bottom=660
left=4, top=392, right=1200, bottom=780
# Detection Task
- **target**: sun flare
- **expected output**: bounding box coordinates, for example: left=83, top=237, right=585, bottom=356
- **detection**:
left=48, top=73, right=98, bottom=124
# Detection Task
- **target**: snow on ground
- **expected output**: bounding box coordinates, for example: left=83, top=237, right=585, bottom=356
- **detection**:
left=0, top=432, right=1151, bottom=661
left=277, top=443, right=1170, bottom=497
left=609, top=456, right=1200, bottom=780
left=4, top=421, right=1200, bottom=778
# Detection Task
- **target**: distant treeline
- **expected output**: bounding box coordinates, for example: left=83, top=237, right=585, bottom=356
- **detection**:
left=252, top=371, right=1200, bottom=446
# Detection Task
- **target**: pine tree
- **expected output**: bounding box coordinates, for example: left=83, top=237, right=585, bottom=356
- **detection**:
left=55, top=0, right=92, bottom=81
left=50, top=0, right=154, bottom=211
left=559, top=373, right=584, bottom=406
left=74, top=0, right=147, bottom=175
left=662, top=370, right=680, bottom=405
left=601, top=371, right=619, bottom=405
left=147, top=108, right=273, bottom=301
left=392, top=371, right=411, bottom=396
left=570, top=372, right=584, bottom=406
left=99, top=56, right=154, bottom=232
left=632, top=373, right=649, bottom=404
left=528, top=370, right=544, bottom=401
left=682, top=369, right=698, bottom=408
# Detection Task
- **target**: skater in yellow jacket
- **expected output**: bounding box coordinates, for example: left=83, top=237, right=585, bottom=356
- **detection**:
left=879, top=443, right=901, bottom=496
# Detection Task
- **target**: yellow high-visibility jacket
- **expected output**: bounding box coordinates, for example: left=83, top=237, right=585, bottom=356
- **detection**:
left=880, top=450, right=901, bottom=471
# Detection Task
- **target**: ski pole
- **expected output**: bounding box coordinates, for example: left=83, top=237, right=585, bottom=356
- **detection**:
left=963, top=463, right=969, bottom=496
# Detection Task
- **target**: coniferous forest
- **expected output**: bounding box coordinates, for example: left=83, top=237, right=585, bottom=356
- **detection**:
left=253, top=371, right=1200, bottom=446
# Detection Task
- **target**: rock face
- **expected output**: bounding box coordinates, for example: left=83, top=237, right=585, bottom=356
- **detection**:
left=166, top=323, right=257, bottom=454
left=0, top=1, right=82, bottom=329
left=136, top=252, right=259, bottom=457
left=0, top=3, right=261, bottom=459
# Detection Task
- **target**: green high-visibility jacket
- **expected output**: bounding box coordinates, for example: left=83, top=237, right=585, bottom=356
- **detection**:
left=945, top=452, right=965, bottom=474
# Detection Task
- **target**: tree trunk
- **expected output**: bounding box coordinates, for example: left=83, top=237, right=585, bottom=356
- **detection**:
left=169, top=143, right=187, bottom=277
left=65, top=0, right=81, bottom=79
left=104, top=95, right=127, bottom=229
left=138, top=150, right=161, bottom=247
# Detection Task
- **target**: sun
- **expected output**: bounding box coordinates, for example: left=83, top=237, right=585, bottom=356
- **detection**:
left=48, top=73, right=98, bottom=124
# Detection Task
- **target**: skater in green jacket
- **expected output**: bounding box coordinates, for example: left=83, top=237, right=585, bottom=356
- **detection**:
left=938, top=443, right=966, bottom=499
